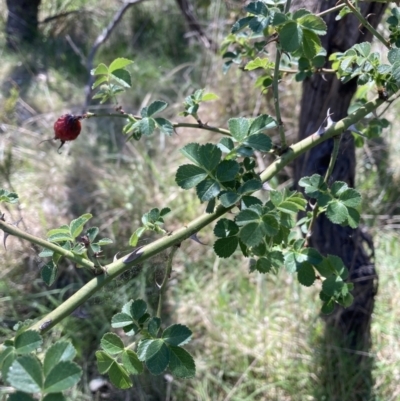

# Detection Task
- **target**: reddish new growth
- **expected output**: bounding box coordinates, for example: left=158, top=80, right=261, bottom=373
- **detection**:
left=53, top=114, right=83, bottom=151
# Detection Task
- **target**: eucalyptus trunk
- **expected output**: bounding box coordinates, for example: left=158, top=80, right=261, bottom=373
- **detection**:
left=295, top=2, right=387, bottom=400
left=6, top=0, right=41, bottom=49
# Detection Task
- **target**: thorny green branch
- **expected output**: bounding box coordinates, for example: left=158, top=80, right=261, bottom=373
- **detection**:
left=0, top=219, right=94, bottom=269
left=8, top=96, right=382, bottom=338
left=316, top=3, right=346, bottom=18
left=344, top=0, right=391, bottom=49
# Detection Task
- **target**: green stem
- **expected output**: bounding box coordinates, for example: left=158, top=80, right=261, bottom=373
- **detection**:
left=305, top=135, right=341, bottom=246
left=272, top=49, right=287, bottom=149
left=84, top=113, right=231, bottom=137
left=324, top=135, right=341, bottom=183
left=344, top=0, right=391, bottom=49
left=157, top=245, right=179, bottom=319
left=0, top=220, right=94, bottom=269
left=18, top=96, right=383, bottom=336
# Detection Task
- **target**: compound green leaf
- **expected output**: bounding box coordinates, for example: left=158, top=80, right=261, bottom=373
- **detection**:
left=321, top=299, right=335, bottom=314
left=154, top=117, right=174, bottom=136
left=108, top=58, right=133, bottom=73
left=388, top=47, right=400, bottom=64
left=239, top=222, right=265, bottom=247
left=145, top=340, right=170, bottom=376
left=92, top=75, right=108, bottom=89
left=255, top=257, right=272, bottom=273
left=231, top=16, right=253, bottom=33
left=69, top=214, right=92, bottom=239
left=298, top=14, right=327, bottom=35
left=322, top=275, right=344, bottom=297
left=252, top=116, right=279, bottom=136
left=139, top=117, right=156, bottom=136
left=180, top=143, right=201, bottom=165
left=302, top=29, right=321, bottom=59
left=198, top=144, right=222, bottom=171
left=213, top=237, right=239, bottom=258
left=249, top=16, right=270, bottom=33
left=111, top=69, right=131, bottom=88
left=91, top=63, right=108, bottom=75
left=297, top=262, right=316, bottom=286
left=95, top=351, right=115, bottom=374
left=354, top=42, right=371, bottom=58
left=1, top=346, right=16, bottom=381
left=245, top=57, right=270, bottom=70
left=292, top=8, right=311, bottom=19
left=168, top=346, right=195, bottom=378
left=241, top=195, right=262, bottom=209
left=43, top=342, right=76, bottom=377
left=175, top=164, right=207, bottom=189
left=47, top=233, right=73, bottom=243
left=218, top=137, right=235, bottom=153
left=244, top=133, right=272, bottom=151
left=162, top=324, right=192, bottom=346
left=43, top=361, right=82, bottom=393
left=196, top=179, right=220, bottom=201
left=330, top=181, right=348, bottom=196
left=41, top=261, right=58, bottom=286
left=7, top=355, right=43, bottom=393
left=272, top=12, right=288, bottom=26
left=220, top=192, right=241, bottom=207
left=235, top=208, right=261, bottom=225
left=245, top=1, right=268, bottom=16
left=326, top=201, right=349, bottom=224
left=100, top=333, right=124, bottom=355
left=216, top=160, right=240, bottom=182
left=284, top=251, right=297, bottom=273
left=137, top=339, right=153, bottom=361
left=147, top=100, right=168, bottom=117
left=298, top=174, right=327, bottom=198
left=122, top=350, right=143, bottom=375
left=339, top=188, right=361, bottom=208
left=130, top=299, right=147, bottom=320
left=111, top=312, right=134, bottom=329
left=346, top=207, right=360, bottom=229
left=14, top=331, right=42, bottom=355
left=108, top=362, right=132, bottom=389
left=238, top=179, right=263, bottom=195
left=279, top=21, right=303, bottom=53
left=261, top=215, right=279, bottom=236
left=201, top=92, right=219, bottom=101
left=214, top=218, right=239, bottom=238
left=228, top=117, right=250, bottom=142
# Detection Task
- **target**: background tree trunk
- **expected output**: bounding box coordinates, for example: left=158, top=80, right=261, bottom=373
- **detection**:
left=295, top=2, right=387, bottom=400
left=6, top=0, right=41, bottom=50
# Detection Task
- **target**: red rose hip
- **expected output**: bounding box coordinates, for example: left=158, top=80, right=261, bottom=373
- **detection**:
left=53, top=114, right=82, bottom=150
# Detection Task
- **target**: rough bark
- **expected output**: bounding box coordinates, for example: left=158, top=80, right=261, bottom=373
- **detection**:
left=6, top=0, right=41, bottom=50
left=294, top=1, right=387, bottom=399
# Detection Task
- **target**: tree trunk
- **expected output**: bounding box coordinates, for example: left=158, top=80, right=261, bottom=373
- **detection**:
left=294, top=2, right=387, bottom=400
left=6, top=0, right=41, bottom=50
